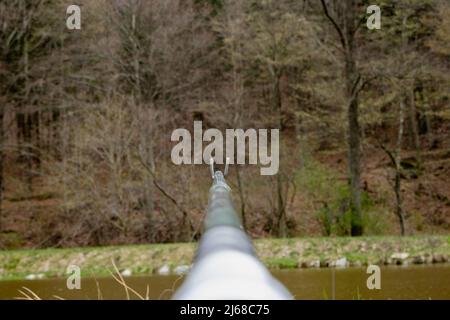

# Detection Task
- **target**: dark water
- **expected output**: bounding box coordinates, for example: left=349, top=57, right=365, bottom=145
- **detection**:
left=1, top=265, right=449, bottom=300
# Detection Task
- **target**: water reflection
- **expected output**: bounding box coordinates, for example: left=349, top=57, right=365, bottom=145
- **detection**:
left=0, top=264, right=449, bottom=300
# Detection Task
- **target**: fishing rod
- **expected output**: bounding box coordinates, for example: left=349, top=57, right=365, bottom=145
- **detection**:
left=173, top=158, right=292, bottom=299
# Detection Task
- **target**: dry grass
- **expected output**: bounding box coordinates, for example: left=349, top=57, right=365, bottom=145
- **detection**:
left=14, top=258, right=185, bottom=300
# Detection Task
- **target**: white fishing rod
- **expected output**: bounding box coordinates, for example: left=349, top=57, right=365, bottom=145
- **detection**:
left=173, top=158, right=292, bottom=300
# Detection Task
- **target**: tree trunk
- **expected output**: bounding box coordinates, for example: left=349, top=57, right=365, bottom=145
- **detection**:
left=0, top=105, right=4, bottom=232
left=348, top=95, right=362, bottom=236
left=408, top=89, right=420, bottom=153
left=52, top=108, right=61, bottom=159
left=33, top=111, right=41, bottom=169
left=342, top=1, right=364, bottom=236
left=235, top=165, right=247, bottom=230
left=395, top=100, right=406, bottom=236
left=16, top=112, right=25, bottom=160
left=276, top=172, right=287, bottom=237
left=23, top=35, right=33, bottom=192
left=345, top=42, right=363, bottom=236
left=272, top=70, right=287, bottom=237
left=139, top=106, right=155, bottom=240
left=25, top=113, right=33, bottom=193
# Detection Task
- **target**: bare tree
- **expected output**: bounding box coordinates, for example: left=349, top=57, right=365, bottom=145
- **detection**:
left=215, top=0, right=311, bottom=236
left=380, top=98, right=407, bottom=236
left=318, top=0, right=370, bottom=235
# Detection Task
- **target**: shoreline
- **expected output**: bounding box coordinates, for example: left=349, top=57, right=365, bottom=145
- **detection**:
left=0, top=236, right=449, bottom=281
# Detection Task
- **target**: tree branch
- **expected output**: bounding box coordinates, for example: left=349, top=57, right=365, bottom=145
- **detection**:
left=379, top=142, right=396, bottom=167
left=320, top=0, right=347, bottom=49
left=138, top=157, right=194, bottom=233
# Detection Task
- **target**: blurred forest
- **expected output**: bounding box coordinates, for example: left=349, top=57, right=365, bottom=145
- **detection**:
left=0, top=0, right=449, bottom=249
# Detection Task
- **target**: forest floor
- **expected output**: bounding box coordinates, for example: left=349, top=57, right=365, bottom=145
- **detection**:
left=0, top=235, right=449, bottom=281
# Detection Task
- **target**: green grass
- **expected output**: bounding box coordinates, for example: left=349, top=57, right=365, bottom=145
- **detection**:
left=265, top=257, right=298, bottom=269
left=0, top=236, right=449, bottom=281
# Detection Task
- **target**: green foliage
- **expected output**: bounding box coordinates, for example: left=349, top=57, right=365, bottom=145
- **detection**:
left=0, top=232, right=24, bottom=250
left=297, top=154, right=385, bottom=236
left=362, top=209, right=389, bottom=236
left=296, top=155, right=344, bottom=201
left=265, top=257, right=298, bottom=269
left=2, top=255, right=21, bottom=271
left=296, top=154, right=348, bottom=235
left=345, top=252, right=368, bottom=264
left=316, top=186, right=376, bottom=236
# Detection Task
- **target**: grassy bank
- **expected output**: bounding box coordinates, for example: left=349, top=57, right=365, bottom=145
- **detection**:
left=0, top=236, right=449, bottom=281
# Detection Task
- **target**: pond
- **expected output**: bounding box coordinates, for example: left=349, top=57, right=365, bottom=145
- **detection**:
left=1, top=264, right=449, bottom=300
